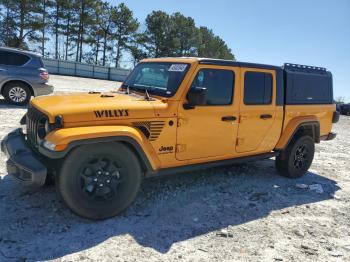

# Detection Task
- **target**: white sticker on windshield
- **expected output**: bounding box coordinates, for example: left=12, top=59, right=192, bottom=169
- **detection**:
left=168, top=64, right=187, bottom=72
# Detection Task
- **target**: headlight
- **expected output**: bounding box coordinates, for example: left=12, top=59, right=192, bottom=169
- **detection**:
left=43, top=140, right=56, bottom=151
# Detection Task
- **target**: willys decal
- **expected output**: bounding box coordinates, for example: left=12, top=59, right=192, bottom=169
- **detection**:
left=94, top=109, right=129, bottom=118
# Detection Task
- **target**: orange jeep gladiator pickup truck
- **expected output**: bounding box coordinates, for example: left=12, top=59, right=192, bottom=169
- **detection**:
left=1, top=58, right=339, bottom=219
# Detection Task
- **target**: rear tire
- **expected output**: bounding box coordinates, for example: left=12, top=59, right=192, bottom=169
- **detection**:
left=3, top=82, right=31, bottom=105
left=276, top=135, right=315, bottom=178
left=57, top=143, right=142, bottom=220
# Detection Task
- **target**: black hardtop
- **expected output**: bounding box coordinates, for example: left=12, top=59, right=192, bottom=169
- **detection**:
left=199, top=59, right=331, bottom=73
left=283, top=63, right=333, bottom=105
left=198, top=58, right=283, bottom=71
left=198, top=59, right=333, bottom=105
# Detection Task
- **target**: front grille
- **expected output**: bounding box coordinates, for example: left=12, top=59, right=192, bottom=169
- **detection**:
left=26, top=106, right=47, bottom=147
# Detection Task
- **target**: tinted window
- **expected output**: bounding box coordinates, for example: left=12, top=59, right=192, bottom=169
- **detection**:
left=190, top=69, right=234, bottom=105
left=285, top=70, right=333, bottom=104
left=244, top=72, right=272, bottom=105
left=8, top=52, right=30, bottom=66
left=0, top=50, right=30, bottom=66
left=0, top=51, right=8, bottom=65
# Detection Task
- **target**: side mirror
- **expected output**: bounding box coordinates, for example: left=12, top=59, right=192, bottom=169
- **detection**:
left=184, top=87, right=207, bottom=109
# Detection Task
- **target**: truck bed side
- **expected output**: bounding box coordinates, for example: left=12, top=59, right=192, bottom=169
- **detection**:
left=276, top=64, right=336, bottom=149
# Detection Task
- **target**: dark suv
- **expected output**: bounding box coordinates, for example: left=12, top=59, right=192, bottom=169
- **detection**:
left=340, top=104, right=350, bottom=116
left=0, top=47, right=53, bottom=105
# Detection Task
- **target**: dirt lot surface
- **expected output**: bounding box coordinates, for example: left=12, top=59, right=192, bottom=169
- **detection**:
left=0, top=75, right=349, bottom=262
left=46, top=74, right=120, bottom=93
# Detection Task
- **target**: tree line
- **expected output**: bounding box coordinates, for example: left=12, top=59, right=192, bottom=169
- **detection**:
left=0, top=0, right=235, bottom=68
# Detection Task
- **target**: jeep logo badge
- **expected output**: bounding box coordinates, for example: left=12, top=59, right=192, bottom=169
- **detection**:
left=158, top=146, right=174, bottom=154
left=94, top=109, right=129, bottom=118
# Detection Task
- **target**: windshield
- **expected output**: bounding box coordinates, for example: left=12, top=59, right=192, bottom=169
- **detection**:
left=122, top=62, right=190, bottom=97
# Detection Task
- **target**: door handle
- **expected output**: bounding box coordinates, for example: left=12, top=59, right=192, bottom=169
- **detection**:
left=221, top=116, right=237, bottom=121
left=260, top=114, right=272, bottom=119
left=0, top=68, right=6, bottom=72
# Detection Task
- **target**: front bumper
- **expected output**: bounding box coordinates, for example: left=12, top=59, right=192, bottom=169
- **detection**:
left=320, top=132, right=337, bottom=141
left=33, top=83, right=54, bottom=96
left=1, top=129, right=47, bottom=186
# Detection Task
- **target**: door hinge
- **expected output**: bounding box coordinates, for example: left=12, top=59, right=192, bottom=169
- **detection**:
left=177, top=118, right=188, bottom=127
left=236, top=138, right=244, bottom=146
left=176, top=144, right=186, bottom=153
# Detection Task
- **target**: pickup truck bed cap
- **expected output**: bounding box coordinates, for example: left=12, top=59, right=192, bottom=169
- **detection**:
left=198, top=58, right=329, bottom=73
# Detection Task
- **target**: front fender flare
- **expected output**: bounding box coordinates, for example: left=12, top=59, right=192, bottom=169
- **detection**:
left=39, top=125, right=160, bottom=171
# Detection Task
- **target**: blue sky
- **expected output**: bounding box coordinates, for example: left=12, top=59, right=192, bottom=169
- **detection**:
left=112, top=0, right=350, bottom=101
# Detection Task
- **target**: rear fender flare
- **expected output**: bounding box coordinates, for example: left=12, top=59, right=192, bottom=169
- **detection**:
left=275, top=116, right=320, bottom=150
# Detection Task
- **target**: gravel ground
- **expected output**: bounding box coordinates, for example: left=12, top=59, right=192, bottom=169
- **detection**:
left=0, top=75, right=349, bottom=262
left=47, top=74, right=120, bottom=93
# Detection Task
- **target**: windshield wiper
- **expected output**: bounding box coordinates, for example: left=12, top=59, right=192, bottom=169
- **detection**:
left=121, top=84, right=130, bottom=94
left=131, top=85, right=154, bottom=101
left=144, top=86, right=151, bottom=101
left=124, top=84, right=156, bottom=101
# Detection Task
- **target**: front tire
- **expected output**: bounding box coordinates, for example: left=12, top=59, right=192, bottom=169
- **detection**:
left=276, top=135, right=315, bottom=178
left=3, top=82, right=31, bottom=105
left=57, top=143, right=142, bottom=219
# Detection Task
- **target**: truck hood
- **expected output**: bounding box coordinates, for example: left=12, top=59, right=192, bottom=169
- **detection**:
left=31, top=92, right=164, bottom=123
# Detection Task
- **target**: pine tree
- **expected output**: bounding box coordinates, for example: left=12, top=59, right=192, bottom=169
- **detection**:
left=144, top=10, right=172, bottom=57
left=1, top=2, right=235, bottom=65
left=72, top=0, right=97, bottom=62
left=197, top=26, right=235, bottom=60
left=110, top=3, right=139, bottom=67
left=96, top=1, right=115, bottom=66
left=0, top=0, right=42, bottom=49
left=0, top=0, right=17, bottom=46
left=170, top=12, right=199, bottom=56
left=37, top=0, right=55, bottom=56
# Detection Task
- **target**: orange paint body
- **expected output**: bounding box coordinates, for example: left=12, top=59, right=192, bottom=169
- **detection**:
left=30, top=58, right=336, bottom=172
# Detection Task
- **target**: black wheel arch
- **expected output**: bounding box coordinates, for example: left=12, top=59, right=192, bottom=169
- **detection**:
left=39, top=136, right=154, bottom=174
left=281, top=121, right=320, bottom=150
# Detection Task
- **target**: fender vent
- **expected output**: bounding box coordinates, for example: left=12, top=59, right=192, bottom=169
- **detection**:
left=132, top=121, right=165, bottom=141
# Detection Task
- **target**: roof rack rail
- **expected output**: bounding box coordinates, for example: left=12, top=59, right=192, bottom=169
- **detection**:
left=284, top=63, right=326, bottom=73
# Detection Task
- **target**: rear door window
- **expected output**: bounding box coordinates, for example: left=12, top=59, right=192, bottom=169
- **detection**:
left=8, top=52, right=30, bottom=66
left=244, top=72, right=272, bottom=105
left=0, top=51, right=9, bottom=65
left=0, top=50, right=30, bottom=66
